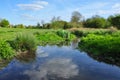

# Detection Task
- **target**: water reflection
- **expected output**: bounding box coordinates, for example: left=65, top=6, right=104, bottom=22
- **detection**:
left=24, top=58, right=79, bottom=80
left=0, top=60, right=11, bottom=70
left=87, top=53, right=120, bottom=67
left=15, top=52, right=36, bottom=63
left=0, top=40, right=120, bottom=80
left=36, top=47, right=49, bottom=58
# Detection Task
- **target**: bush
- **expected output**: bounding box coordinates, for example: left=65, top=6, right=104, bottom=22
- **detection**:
left=9, top=33, right=37, bottom=52
left=108, top=14, right=120, bottom=29
left=84, top=15, right=107, bottom=28
left=79, top=34, right=120, bottom=55
left=0, top=39, right=14, bottom=60
left=57, top=30, right=70, bottom=38
left=79, top=34, right=120, bottom=66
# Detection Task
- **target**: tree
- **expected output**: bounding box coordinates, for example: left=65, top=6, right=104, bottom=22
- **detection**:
left=0, top=19, right=10, bottom=27
left=41, top=20, right=45, bottom=28
left=14, top=24, right=25, bottom=28
left=50, top=20, right=70, bottom=29
left=84, top=15, right=107, bottom=28
left=51, top=16, right=61, bottom=22
left=70, top=11, right=82, bottom=23
left=70, top=11, right=83, bottom=28
left=36, top=22, right=41, bottom=28
left=108, top=14, right=120, bottom=29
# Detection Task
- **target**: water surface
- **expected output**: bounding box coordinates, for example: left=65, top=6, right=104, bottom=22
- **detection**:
left=0, top=43, right=120, bottom=80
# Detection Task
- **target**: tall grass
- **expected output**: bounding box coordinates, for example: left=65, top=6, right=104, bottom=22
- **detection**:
left=9, top=33, right=37, bottom=53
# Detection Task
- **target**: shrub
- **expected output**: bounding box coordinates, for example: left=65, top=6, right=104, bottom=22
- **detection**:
left=57, top=30, right=70, bottom=39
left=9, top=33, right=37, bottom=52
left=0, top=39, right=14, bottom=60
left=84, top=15, right=107, bottom=28
left=79, top=34, right=120, bottom=66
left=79, top=34, right=120, bottom=55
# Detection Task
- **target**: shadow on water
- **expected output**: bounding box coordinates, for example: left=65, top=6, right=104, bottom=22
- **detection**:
left=86, top=52, right=120, bottom=67
left=15, top=52, right=36, bottom=63
left=0, top=38, right=120, bottom=80
left=0, top=60, right=11, bottom=70
left=78, top=43, right=120, bottom=67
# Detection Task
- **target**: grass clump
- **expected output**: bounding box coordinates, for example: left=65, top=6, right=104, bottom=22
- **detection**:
left=57, top=30, right=70, bottom=38
left=9, top=33, right=37, bottom=53
left=35, top=32, right=64, bottom=44
left=0, top=39, right=15, bottom=60
left=56, top=30, right=76, bottom=41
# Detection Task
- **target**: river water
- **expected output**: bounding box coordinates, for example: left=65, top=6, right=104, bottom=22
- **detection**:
left=0, top=41, right=120, bottom=80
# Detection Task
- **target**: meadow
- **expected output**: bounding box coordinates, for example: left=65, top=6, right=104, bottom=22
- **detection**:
left=0, top=28, right=76, bottom=60
left=1, top=27, right=120, bottom=66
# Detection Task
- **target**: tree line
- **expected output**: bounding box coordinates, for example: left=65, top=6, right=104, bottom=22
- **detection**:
left=0, top=11, right=120, bottom=29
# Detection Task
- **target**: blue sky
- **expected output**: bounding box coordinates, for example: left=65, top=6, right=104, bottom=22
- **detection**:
left=0, top=0, right=120, bottom=25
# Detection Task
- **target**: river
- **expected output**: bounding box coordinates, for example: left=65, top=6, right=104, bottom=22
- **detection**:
left=0, top=40, right=120, bottom=80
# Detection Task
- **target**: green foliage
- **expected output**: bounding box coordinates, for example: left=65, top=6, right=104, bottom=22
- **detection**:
left=36, top=22, right=41, bottom=28
left=57, top=30, right=70, bottom=38
left=84, top=15, right=108, bottom=28
left=72, top=29, right=114, bottom=37
left=71, top=11, right=82, bottom=23
left=0, top=39, right=14, bottom=60
left=9, top=33, right=37, bottom=52
left=50, top=20, right=70, bottom=29
left=0, top=19, right=10, bottom=27
left=35, top=31, right=64, bottom=44
left=108, top=14, right=120, bottom=29
left=70, top=22, right=83, bottom=28
left=79, top=34, right=120, bottom=55
left=14, top=24, right=25, bottom=28
left=70, top=11, right=83, bottom=28
left=57, top=30, right=76, bottom=41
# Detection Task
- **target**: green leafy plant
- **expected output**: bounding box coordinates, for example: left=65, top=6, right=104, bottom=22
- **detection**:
left=0, top=39, right=14, bottom=60
left=79, top=34, right=120, bottom=55
left=57, top=30, right=70, bottom=39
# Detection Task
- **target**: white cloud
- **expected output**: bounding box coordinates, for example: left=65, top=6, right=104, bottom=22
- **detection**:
left=33, top=0, right=48, bottom=6
left=17, top=0, right=48, bottom=11
left=20, top=14, right=40, bottom=21
left=24, top=58, right=79, bottom=80
left=97, top=3, right=120, bottom=15
left=112, top=3, right=120, bottom=9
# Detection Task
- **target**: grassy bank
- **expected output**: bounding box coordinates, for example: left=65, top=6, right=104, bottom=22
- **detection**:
left=70, top=28, right=117, bottom=37
left=0, top=28, right=76, bottom=60
left=78, top=32, right=120, bottom=66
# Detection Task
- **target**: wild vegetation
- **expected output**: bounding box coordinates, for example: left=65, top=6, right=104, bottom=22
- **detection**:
left=8, top=33, right=37, bottom=53
left=1, top=11, right=120, bottom=29
left=0, top=39, right=14, bottom=60
left=78, top=32, right=120, bottom=66
left=0, top=28, right=76, bottom=60
left=0, top=11, right=120, bottom=64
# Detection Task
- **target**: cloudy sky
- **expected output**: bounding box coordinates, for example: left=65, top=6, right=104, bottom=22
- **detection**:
left=0, top=0, right=120, bottom=25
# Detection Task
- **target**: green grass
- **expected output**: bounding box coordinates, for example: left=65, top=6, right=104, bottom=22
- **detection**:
left=0, top=28, right=55, bottom=40
left=8, top=33, right=37, bottom=52
left=0, top=28, right=76, bottom=60
left=78, top=33, right=120, bottom=66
